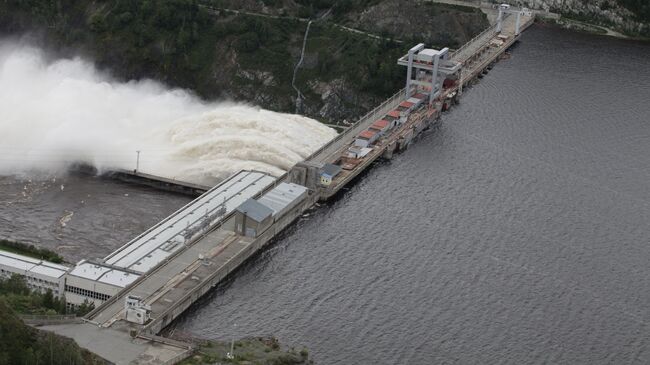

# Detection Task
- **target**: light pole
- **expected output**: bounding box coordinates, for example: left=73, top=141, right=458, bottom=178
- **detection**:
left=135, top=150, right=141, bottom=174
left=227, top=323, right=237, bottom=359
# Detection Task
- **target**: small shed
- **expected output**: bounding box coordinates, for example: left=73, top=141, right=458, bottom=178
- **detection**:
left=399, top=100, right=415, bottom=110
left=235, top=199, right=274, bottom=238
left=347, top=146, right=372, bottom=159
left=386, top=109, right=405, bottom=126
left=370, top=119, right=391, bottom=135
left=354, top=129, right=379, bottom=148
left=320, top=163, right=342, bottom=186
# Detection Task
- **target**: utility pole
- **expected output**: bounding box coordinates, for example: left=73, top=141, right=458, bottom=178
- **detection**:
left=227, top=323, right=237, bottom=359
left=135, top=150, right=141, bottom=174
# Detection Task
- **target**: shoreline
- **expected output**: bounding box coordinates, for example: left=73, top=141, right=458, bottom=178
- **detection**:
left=536, top=17, right=650, bottom=41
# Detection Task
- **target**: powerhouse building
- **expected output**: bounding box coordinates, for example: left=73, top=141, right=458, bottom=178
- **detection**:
left=0, top=171, right=310, bottom=310
left=0, top=250, right=68, bottom=296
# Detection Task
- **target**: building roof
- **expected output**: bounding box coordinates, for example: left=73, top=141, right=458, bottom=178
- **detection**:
left=321, top=163, right=342, bottom=178
left=399, top=101, right=415, bottom=108
left=68, top=261, right=139, bottom=288
left=257, top=183, right=308, bottom=216
left=358, top=130, right=377, bottom=140
left=387, top=110, right=401, bottom=118
left=371, top=120, right=390, bottom=129
left=103, top=170, right=276, bottom=273
left=413, top=93, right=428, bottom=100
left=407, top=97, right=422, bottom=104
left=0, top=250, right=69, bottom=279
left=236, top=199, right=274, bottom=222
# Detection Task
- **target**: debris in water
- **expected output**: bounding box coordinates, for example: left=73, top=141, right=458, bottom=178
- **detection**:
left=59, top=210, right=74, bottom=227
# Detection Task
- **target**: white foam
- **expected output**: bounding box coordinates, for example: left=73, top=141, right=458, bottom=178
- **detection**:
left=0, top=41, right=336, bottom=184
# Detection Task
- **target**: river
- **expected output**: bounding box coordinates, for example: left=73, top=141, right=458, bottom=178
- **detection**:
left=2, top=24, right=650, bottom=364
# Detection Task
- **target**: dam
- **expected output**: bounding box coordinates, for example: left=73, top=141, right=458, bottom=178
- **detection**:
left=26, top=8, right=535, bottom=364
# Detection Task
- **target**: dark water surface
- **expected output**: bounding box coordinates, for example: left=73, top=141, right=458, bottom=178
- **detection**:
left=171, top=25, right=650, bottom=364
left=2, top=24, right=650, bottom=364
left=0, top=173, right=191, bottom=262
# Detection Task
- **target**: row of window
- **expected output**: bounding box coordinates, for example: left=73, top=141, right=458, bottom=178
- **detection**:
left=65, top=285, right=111, bottom=302
left=1, top=268, right=60, bottom=287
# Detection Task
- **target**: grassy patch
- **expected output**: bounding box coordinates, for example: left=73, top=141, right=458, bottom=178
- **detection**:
left=179, top=337, right=311, bottom=365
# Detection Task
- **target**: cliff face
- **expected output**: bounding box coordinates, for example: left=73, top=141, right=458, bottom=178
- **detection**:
left=503, top=0, right=648, bottom=37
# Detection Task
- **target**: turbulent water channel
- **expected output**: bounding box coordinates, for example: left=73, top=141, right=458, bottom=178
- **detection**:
left=2, top=25, right=650, bottom=364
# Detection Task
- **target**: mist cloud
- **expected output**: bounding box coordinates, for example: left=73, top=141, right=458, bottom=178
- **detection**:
left=0, top=40, right=336, bottom=184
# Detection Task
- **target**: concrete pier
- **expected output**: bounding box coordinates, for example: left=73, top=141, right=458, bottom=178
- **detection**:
left=105, top=169, right=210, bottom=197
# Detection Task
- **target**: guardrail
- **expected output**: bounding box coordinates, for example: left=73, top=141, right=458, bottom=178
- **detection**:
left=306, top=87, right=406, bottom=162
left=20, top=314, right=81, bottom=325
left=450, top=21, right=499, bottom=63
left=21, top=314, right=79, bottom=321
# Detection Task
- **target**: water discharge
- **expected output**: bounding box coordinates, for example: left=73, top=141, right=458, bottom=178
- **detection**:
left=0, top=40, right=336, bottom=184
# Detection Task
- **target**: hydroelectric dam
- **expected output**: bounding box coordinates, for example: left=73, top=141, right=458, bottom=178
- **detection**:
left=25, top=8, right=535, bottom=365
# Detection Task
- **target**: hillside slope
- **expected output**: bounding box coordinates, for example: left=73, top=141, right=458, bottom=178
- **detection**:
left=0, top=0, right=489, bottom=123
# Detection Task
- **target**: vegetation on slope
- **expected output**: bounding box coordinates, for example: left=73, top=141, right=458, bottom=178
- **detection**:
left=616, top=0, right=650, bottom=23
left=0, top=0, right=488, bottom=122
left=0, top=273, right=94, bottom=316
left=0, top=298, right=104, bottom=365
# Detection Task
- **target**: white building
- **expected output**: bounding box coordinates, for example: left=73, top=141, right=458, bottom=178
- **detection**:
left=64, top=260, right=140, bottom=308
left=62, top=170, right=278, bottom=308
left=102, top=170, right=276, bottom=274
left=0, top=250, right=68, bottom=297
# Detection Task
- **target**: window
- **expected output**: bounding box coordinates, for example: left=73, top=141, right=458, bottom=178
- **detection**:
left=64, top=285, right=111, bottom=302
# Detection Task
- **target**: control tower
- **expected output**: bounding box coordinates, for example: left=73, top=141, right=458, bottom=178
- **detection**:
left=397, top=44, right=461, bottom=104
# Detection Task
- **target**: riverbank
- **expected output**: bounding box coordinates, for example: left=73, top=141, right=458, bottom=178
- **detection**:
left=178, top=336, right=311, bottom=365
left=537, top=16, right=650, bottom=40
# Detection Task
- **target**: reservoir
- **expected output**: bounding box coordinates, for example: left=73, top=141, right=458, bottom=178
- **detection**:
left=2, top=24, right=649, bottom=363
left=174, top=25, right=650, bottom=364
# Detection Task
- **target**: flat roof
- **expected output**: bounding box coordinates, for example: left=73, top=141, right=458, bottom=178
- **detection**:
left=103, top=170, right=276, bottom=273
left=358, top=130, right=377, bottom=139
left=387, top=110, right=401, bottom=118
left=371, top=120, right=390, bottom=129
left=407, top=97, right=422, bottom=104
left=399, top=101, right=415, bottom=108
left=236, top=199, right=274, bottom=222
left=257, top=183, right=308, bottom=216
left=0, top=250, right=68, bottom=279
left=68, top=261, right=140, bottom=288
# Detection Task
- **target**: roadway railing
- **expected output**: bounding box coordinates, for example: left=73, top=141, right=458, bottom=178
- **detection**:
left=450, top=21, right=499, bottom=64
left=307, top=88, right=406, bottom=163
left=20, top=314, right=81, bottom=325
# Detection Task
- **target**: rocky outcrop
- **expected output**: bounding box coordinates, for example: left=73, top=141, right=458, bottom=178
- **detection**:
left=503, top=0, right=648, bottom=36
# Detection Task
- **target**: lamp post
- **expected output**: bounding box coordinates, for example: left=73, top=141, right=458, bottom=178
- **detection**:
left=227, top=323, right=237, bottom=359
left=135, top=150, right=141, bottom=174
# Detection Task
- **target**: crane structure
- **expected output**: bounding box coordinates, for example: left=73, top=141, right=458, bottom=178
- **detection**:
left=497, top=4, right=533, bottom=36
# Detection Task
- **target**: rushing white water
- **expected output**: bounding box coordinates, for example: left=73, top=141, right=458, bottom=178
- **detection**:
left=0, top=41, right=336, bottom=184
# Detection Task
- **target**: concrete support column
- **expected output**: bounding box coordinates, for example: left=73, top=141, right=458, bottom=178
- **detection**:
left=406, top=51, right=414, bottom=98
left=515, top=11, right=522, bottom=35
left=430, top=54, right=440, bottom=104
left=405, top=43, right=424, bottom=98
left=497, top=5, right=505, bottom=33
